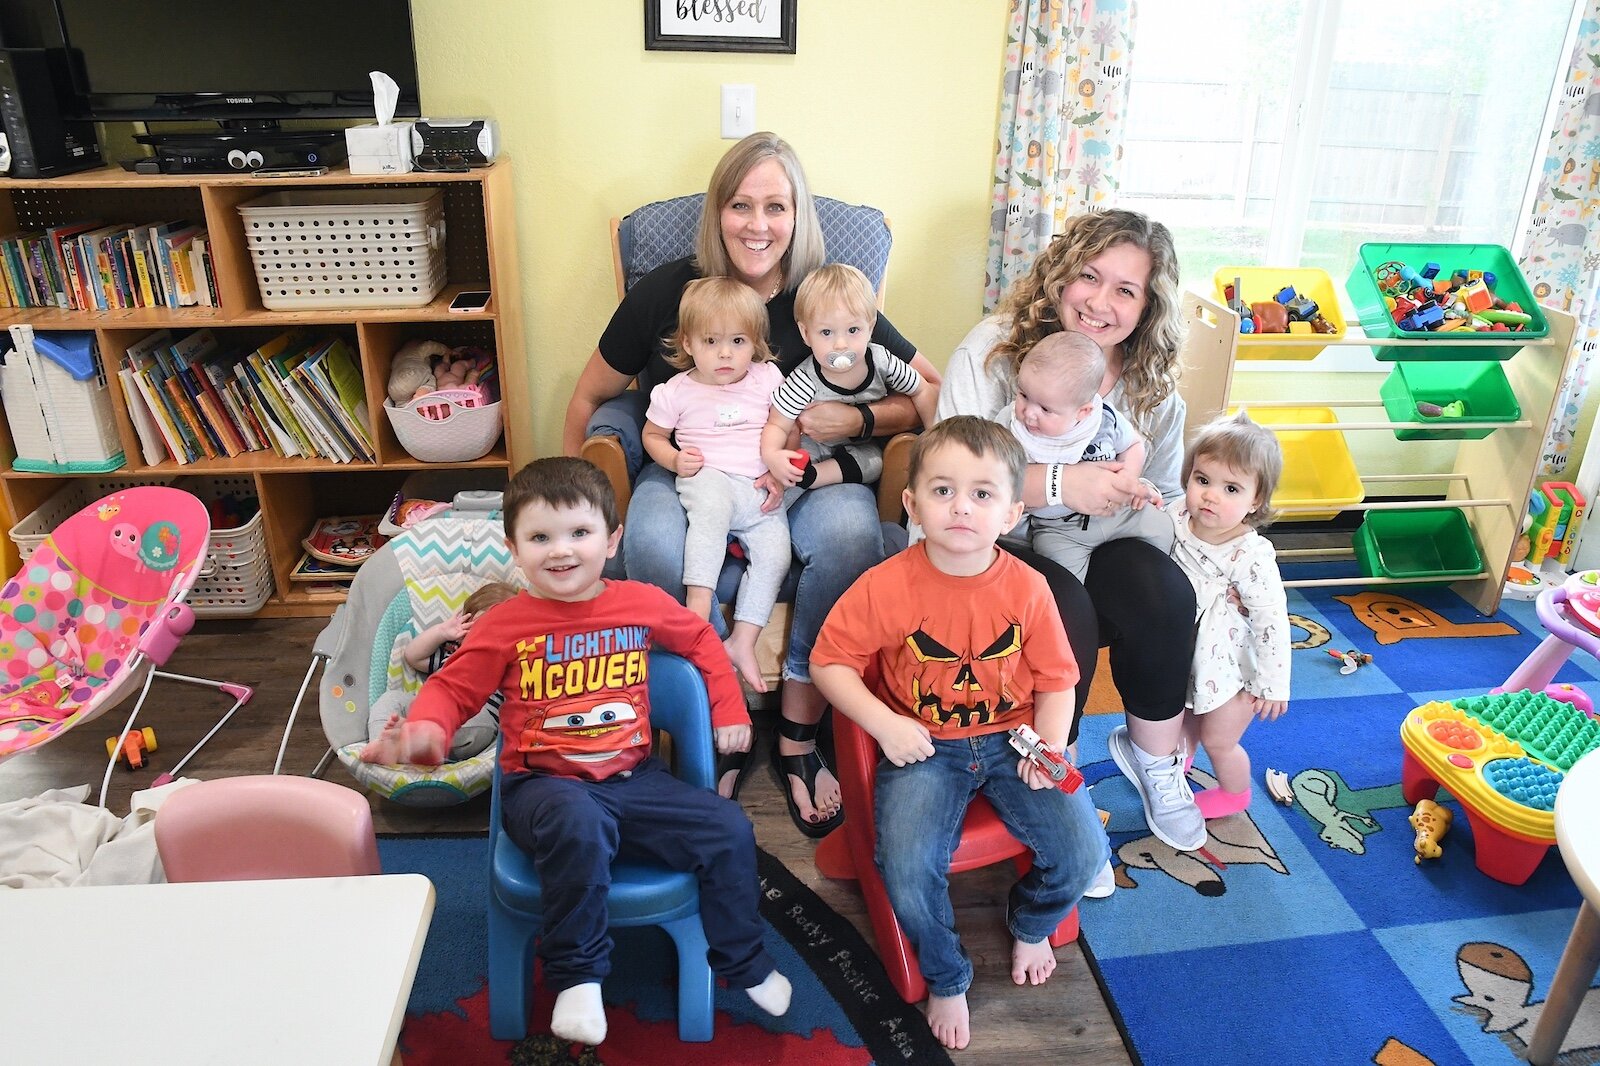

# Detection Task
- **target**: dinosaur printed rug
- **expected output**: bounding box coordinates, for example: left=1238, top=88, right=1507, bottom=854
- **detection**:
left=1078, top=581, right=1597, bottom=1066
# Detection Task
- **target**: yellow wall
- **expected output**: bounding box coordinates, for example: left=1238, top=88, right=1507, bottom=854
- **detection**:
left=411, top=0, right=1007, bottom=458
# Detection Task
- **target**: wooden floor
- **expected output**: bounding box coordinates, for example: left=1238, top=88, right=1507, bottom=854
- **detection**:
left=0, top=616, right=1134, bottom=1066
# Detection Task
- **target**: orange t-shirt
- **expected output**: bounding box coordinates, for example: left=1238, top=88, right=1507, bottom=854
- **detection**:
left=811, top=543, right=1078, bottom=739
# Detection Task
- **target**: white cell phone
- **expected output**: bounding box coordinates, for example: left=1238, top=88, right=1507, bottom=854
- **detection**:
left=448, top=290, right=492, bottom=313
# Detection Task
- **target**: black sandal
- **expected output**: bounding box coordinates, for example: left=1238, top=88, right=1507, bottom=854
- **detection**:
left=716, top=748, right=757, bottom=801
left=768, top=718, right=844, bottom=839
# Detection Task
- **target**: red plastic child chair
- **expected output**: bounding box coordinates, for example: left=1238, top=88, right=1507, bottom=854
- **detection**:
left=815, top=711, right=1080, bottom=1003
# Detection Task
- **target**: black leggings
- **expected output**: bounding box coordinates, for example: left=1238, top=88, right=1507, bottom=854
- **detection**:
left=1002, top=537, right=1197, bottom=744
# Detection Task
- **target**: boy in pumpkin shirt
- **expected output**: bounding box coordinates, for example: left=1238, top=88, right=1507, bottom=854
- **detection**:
left=360, top=457, right=789, bottom=1047
left=811, top=416, right=1108, bottom=1052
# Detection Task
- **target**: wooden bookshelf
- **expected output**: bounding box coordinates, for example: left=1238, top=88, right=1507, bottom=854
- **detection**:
left=0, top=161, right=529, bottom=616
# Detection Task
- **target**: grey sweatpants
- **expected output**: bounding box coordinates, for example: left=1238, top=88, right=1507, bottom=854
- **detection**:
left=676, top=468, right=791, bottom=628
left=799, top=435, right=884, bottom=484
left=1024, top=505, right=1176, bottom=583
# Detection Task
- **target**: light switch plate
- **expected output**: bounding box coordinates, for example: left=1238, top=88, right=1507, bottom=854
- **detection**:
left=721, top=84, right=755, bottom=139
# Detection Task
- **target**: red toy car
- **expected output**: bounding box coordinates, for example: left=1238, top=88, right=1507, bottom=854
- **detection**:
left=1007, top=725, right=1083, bottom=793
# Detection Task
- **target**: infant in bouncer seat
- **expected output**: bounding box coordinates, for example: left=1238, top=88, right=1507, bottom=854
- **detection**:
left=367, top=580, right=519, bottom=760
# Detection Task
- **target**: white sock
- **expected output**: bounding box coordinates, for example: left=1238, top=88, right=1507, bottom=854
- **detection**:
left=745, top=970, right=792, bottom=1016
left=1134, top=738, right=1180, bottom=765
left=550, top=982, right=607, bottom=1045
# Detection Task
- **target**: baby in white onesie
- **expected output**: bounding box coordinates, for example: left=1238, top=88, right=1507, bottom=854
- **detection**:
left=1165, top=410, right=1291, bottom=820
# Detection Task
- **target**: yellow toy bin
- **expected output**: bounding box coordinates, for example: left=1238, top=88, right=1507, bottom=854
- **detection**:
left=1213, top=266, right=1348, bottom=361
left=1230, top=406, right=1365, bottom=521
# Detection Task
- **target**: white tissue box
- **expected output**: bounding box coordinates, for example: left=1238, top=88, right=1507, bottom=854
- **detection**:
left=345, top=123, right=415, bottom=175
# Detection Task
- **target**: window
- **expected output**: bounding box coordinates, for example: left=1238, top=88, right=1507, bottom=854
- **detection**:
left=1120, top=0, right=1577, bottom=296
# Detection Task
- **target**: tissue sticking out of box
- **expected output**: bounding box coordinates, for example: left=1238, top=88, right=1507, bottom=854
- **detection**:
left=373, top=70, right=399, bottom=127
left=346, top=71, right=415, bottom=175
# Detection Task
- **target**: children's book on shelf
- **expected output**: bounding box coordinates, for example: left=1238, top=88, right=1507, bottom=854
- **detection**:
left=113, top=327, right=374, bottom=466
left=0, top=218, right=217, bottom=312
left=301, top=515, right=386, bottom=565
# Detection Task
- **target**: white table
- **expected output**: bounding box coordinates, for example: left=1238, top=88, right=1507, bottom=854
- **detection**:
left=1531, top=748, right=1600, bottom=1064
left=0, top=873, right=434, bottom=1066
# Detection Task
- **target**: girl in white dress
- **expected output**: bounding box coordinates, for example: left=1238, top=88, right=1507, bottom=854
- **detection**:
left=1170, top=411, right=1290, bottom=819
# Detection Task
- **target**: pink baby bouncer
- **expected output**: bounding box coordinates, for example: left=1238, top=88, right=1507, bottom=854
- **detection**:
left=0, top=486, right=252, bottom=804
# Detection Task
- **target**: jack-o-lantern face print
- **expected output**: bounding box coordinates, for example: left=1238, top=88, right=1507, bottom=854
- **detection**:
left=904, top=621, right=1022, bottom=730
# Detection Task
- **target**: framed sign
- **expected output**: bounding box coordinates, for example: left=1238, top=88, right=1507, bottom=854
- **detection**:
left=644, top=0, right=797, bottom=54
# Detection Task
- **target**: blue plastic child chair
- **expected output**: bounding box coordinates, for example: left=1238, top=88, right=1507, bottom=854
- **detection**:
left=486, top=650, right=717, bottom=1041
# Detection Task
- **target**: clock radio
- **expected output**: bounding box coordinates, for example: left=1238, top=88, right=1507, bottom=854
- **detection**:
left=411, top=118, right=500, bottom=172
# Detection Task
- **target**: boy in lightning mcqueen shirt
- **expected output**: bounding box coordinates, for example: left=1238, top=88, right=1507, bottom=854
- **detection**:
left=361, top=457, right=789, bottom=1047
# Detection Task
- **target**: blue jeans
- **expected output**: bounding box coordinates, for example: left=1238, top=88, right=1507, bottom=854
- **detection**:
left=595, top=398, right=886, bottom=682
left=588, top=392, right=651, bottom=482
left=873, top=731, right=1108, bottom=998
left=501, top=758, right=773, bottom=993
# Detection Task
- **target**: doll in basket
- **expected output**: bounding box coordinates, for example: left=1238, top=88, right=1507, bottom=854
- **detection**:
left=387, top=340, right=499, bottom=419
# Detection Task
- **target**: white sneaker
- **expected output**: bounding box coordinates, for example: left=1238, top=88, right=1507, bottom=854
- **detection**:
left=1083, top=859, right=1116, bottom=899
left=1107, top=725, right=1206, bottom=852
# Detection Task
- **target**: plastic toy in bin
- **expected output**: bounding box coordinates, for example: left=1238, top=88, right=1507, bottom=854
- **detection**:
left=1370, top=258, right=1532, bottom=334
left=1346, top=242, right=1550, bottom=361
left=1214, top=267, right=1347, bottom=361
left=1223, top=277, right=1336, bottom=336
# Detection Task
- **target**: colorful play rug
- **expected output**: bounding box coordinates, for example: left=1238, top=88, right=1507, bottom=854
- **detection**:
left=377, top=836, right=953, bottom=1066
left=1078, top=581, right=1599, bottom=1066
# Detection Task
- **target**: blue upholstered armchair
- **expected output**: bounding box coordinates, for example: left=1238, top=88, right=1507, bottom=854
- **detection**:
left=583, top=193, right=914, bottom=523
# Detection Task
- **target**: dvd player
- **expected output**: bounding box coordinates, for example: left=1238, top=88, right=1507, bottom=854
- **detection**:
left=123, top=131, right=347, bottom=174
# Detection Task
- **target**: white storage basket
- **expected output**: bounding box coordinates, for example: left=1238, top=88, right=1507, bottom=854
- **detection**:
left=384, top=389, right=503, bottom=463
left=8, top=477, right=174, bottom=559
left=175, top=475, right=273, bottom=617
left=238, top=188, right=448, bottom=311
left=8, top=474, right=272, bottom=617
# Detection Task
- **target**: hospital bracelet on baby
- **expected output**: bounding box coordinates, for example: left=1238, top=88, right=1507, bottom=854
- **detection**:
left=1045, top=463, right=1065, bottom=507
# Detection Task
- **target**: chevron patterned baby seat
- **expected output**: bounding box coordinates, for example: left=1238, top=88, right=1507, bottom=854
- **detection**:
left=319, top=513, right=527, bottom=805
left=0, top=486, right=208, bottom=764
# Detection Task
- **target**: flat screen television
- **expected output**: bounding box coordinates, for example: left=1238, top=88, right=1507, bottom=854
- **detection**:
left=51, top=0, right=420, bottom=130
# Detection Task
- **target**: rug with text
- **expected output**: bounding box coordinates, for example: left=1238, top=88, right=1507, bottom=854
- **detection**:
left=378, top=835, right=950, bottom=1066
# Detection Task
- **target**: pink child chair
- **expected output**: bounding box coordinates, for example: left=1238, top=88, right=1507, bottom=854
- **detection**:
left=0, top=486, right=254, bottom=804
left=156, top=775, right=381, bottom=881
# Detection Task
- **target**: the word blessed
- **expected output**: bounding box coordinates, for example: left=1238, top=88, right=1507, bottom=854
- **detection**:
left=674, top=0, right=770, bottom=24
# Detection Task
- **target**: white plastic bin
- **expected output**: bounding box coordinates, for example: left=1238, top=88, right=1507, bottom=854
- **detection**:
left=8, top=474, right=272, bottom=617
left=238, top=188, right=447, bottom=310
left=383, top=388, right=503, bottom=462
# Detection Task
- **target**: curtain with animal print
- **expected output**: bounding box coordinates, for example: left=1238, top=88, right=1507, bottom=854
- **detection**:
left=984, top=0, right=1136, bottom=312
left=1525, top=0, right=1600, bottom=476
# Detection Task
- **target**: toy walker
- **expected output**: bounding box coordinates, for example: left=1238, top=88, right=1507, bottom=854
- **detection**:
left=1497, top=569, right=1600, bottom=717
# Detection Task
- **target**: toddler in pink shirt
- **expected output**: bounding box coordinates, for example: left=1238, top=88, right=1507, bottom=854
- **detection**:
left=644, top=276, right=790, bottom=693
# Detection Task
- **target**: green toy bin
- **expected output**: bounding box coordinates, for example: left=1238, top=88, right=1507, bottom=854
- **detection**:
left=1353, top=508, right=1483, bottom=586
left=1344, top=242, right=1549, bottom=361
left=1378, top=361, right=1521, bottom=441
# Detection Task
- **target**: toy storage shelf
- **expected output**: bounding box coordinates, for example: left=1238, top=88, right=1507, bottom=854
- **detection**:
left=1177, top=289, right=1578, bottom=615
left=0, top=163, right=530, bottom=617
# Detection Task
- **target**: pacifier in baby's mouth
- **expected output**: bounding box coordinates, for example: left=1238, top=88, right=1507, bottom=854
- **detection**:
left=827, top=350, right=856, bottom=370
